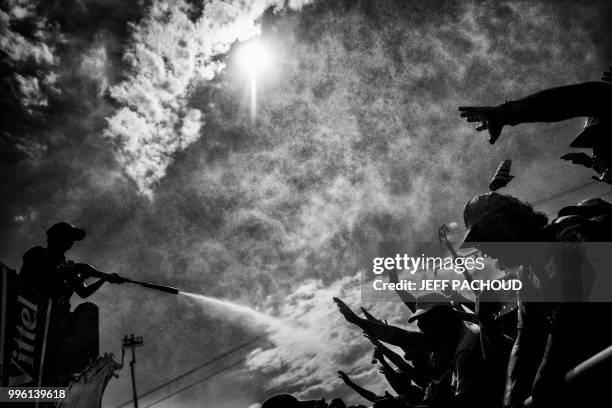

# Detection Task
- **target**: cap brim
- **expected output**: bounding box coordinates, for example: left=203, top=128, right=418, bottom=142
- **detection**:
left=71, top=228, right=86, bottom=241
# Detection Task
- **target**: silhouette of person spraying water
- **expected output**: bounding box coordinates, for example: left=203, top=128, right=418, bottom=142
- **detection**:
left=19, top=222, right=125, bottom=385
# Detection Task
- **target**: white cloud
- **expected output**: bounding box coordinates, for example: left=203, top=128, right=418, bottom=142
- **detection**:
left=105, top=0, right=311, bottom=198
left=15, top=74, right=48, bottom=108
left=0, top=0, right=58, bottom=65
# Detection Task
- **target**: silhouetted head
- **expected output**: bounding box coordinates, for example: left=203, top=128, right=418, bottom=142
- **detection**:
left=261, top=394, right=326, bottom=408
left=459, top=192, right=547, bottom=267
left=46, top=222, right=86, bottom=253
left=408, top=293, right=460, bottom=344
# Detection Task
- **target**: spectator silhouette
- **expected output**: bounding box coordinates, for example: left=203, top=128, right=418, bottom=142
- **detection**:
left=460, top=192, right=611, bottom=407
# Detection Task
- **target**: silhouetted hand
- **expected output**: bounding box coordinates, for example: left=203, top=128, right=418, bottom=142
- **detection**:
left=337, top=370, right=351, bottom=384
left=361, top=307, right=387, bottom=325
left=603, top=67, right=612, bottom=83
left=333, top=297, right=359, bottom=324
left=459, top=106, right=506, bottom=144
left=560, top=152, right=593, bottom=169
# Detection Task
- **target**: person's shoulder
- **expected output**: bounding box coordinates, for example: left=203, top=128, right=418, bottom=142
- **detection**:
left=20, top=246, right=47, bottom=279
left=23, top=246, right=47, bottom=260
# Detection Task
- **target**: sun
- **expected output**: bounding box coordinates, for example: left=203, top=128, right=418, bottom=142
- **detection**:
left=234, top=39, right=274, bottom=122
left=236, top=40, right=271, bottom=76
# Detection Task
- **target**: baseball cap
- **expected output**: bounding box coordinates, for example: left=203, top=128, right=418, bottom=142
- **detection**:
left=557, top=197, right=612, bottom=218
left=46, top=222, right=86, bottom=241
left=570, top=116, right=612, bottom=148
left=458, top=192, right=521, bottom=248
left=408, top=292, right=452, bottom=323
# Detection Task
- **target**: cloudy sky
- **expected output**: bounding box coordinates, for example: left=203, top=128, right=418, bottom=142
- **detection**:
left=1, top=0, right=611, bottom=407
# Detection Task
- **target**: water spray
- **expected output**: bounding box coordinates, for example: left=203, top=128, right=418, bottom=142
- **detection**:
left=179, top=291, right=282, bottom=328
left=90, top=269, right=282, bottom=329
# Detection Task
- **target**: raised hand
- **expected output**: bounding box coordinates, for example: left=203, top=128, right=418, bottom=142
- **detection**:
left=361, top=307, right=388, bottom=325
left=458, top=105, right=506, bottom=144
left=337, top=370, right=351, bottom=384
left=333, top=297, right=359, bottom=324
left=560, top=152, right=593, bottom=169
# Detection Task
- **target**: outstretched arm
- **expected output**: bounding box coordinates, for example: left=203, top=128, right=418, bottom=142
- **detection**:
left=459, top=81, right=612, bottom=143
left=74, top=278, right=107, bottom=298
left=377, top=356, right=405, bottom=396
left=377, top=355, right=424, bottom=404
left=388, top=269, right=416, bottom=312
left=68, top=264, right=125, bottom=298
left=366, top=333, right=414, bottom=374
left=334, top=297, right=424, bottom=349
left=361, top=307, right=388, bottom=325
left=368, top=335, right=429, bottom=389
left=337, top=371, right=380, bottom=403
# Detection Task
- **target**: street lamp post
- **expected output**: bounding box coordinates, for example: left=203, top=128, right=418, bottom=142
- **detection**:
left=122, top=334, right=143, bottom=408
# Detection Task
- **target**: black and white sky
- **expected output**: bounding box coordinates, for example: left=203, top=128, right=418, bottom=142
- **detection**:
left=1, top=0, right=611, bottom=407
